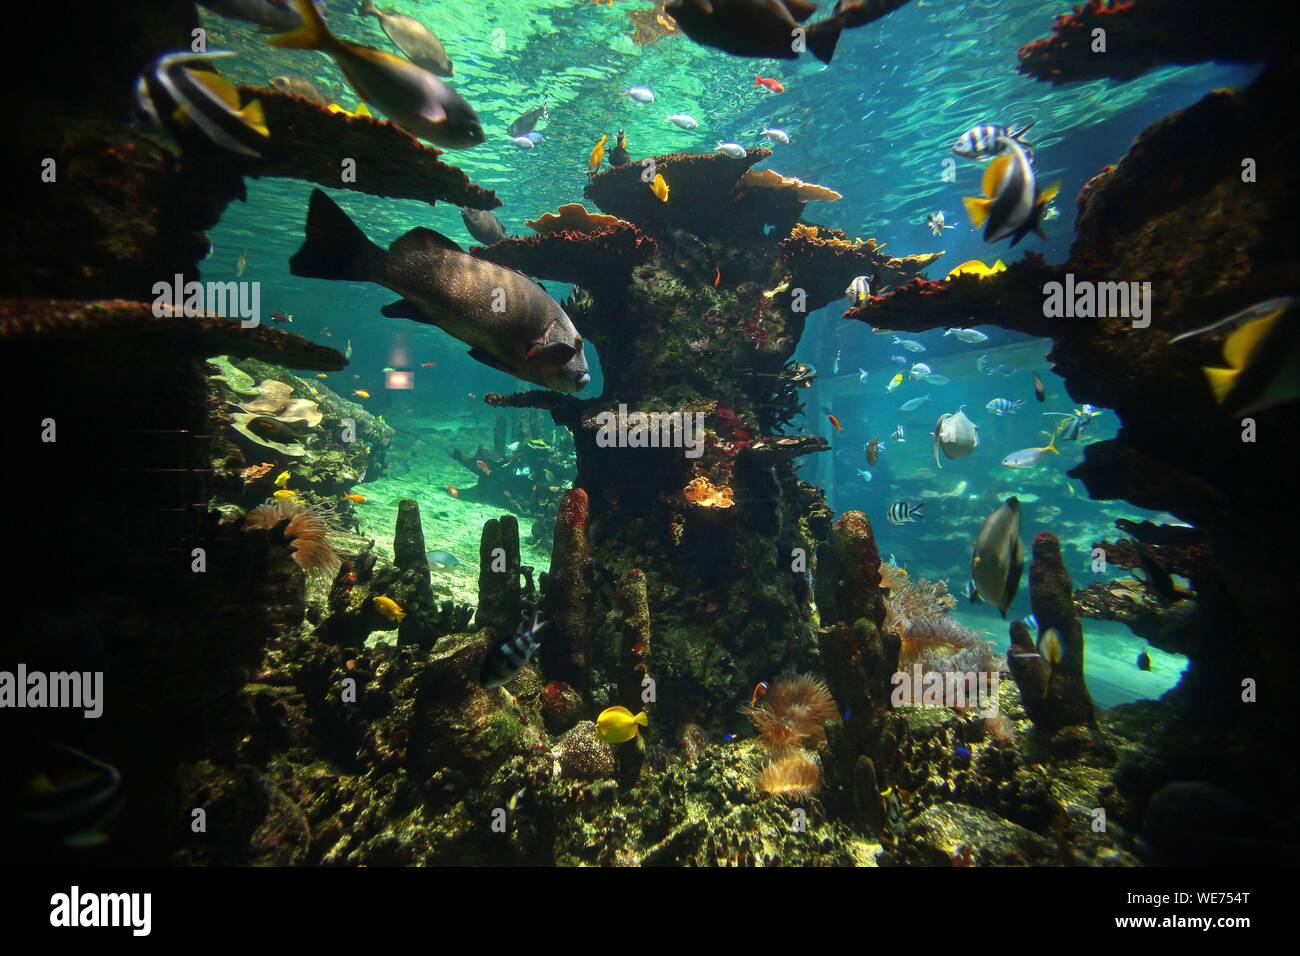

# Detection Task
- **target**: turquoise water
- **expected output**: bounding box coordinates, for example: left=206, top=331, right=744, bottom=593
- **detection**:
left=197, top=0, right=1240, bottom=705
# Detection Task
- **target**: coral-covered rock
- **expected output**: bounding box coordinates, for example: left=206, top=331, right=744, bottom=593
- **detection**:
left=471, top=224, right=658, bottom=289
left=543, top=489, right=594, bottom=690
left=555, top=721, right=617, bottom=780
left=539, top=680, right=584, bottom=734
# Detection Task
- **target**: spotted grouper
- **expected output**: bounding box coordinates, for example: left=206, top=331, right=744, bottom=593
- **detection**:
left=290, top=189, right=591, bottom=392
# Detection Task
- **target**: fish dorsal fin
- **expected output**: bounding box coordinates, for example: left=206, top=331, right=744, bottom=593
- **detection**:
left=390, top=226, right=463, bottom=257
left=606, top=706, right=633, bottom=718
left=187, top=67, right=240, bottom=109
left=1223, top=312, right=1277, bottom=371
left=982, top=153, right=1012, bottom=199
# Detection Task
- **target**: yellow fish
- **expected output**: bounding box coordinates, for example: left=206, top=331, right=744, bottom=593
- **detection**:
left=327, top=102, right=373, bottom=119
left=596, top=705, right=647, bottom=744
left=1040, top=627, right=1063, bottom=698
left=650, top=173, right=669, bottom=203
left=886, top=372, right=903, bottom=393
left=273, top=469, right=292, bottom=488
left=374, top=596, right=405, bottom=623
left=588, top=134, right=608, bottom=173
left=1198, top=301, right=1299, bottom=413
left=272, top=489, right=297, bottom=500
left=945, top=258, right=1006, bottom=280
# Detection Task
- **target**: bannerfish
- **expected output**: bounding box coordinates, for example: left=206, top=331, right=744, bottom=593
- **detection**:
left=761, top=127, right=790, bottom=144
left=426, top=549, right=460, bottom=569
left=291, top=189, right=591, bottom=392
left=461, top=207, right=506, bottom=246
left=1173, top=298, right=1300, bottom=415
left=925, top=210, right=955, bottom=236
left=932, top=406, right=979, bottom=469
left=715, top=142, right=748, bottom=158
left=481, top=612, right=546, bottom=688
left=623, top=86, right=655, bottom=103
left=508, top=96, right=549, bottom=138
left=887, top=500, right=924, bottom=525
left=944, top=326, right=990, bottom=343
left=16, top=744, right=125, bottom=849
left=358, top=0, right=453, bottom=76
left=135, top=51, right=270, bottom=159
left=962, top=137, right=1059, bottom=245
left=199, top=0, right=326, bottom=32
left=596, top=706, right=648, bottom=744
left=1000, top=423, right=1063, bottom=469
left=270, top=74, right=326, bottom=103
left=663, top=0, right=844, bottom=64
left=945, top=260, right=1006, bottom=281
left=893, top=336, right=925, bottom=353
left=899, top=395, right=931, bottom=412
left=666, top=113, right=699, bottom=129
left=270, top=0, right=484, bottom=148
left=971, top=496, right=1024, bottom=618
left=952, top=121, right=1036, bottom=160
left=891, top=425, right=905, bottom=442
left=846, top=274, right=878, bottom=307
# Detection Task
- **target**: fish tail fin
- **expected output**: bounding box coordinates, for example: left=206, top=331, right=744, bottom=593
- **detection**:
left=807, top=17, right=844, bottom=65
left=754, top=74, right=761, bottom=87
left=358, top=0, right=377, bottom=16
left=240, top=98, right=269, bottom=137
left=290, top=189, right=386, bottom=284
left=963, top=195, right=991, bottom=229
left=270, top=0, right=334, bottom=50
left=635, top=711, right=648, bottom=726
left=1203, top=365, right=1238, bottom=403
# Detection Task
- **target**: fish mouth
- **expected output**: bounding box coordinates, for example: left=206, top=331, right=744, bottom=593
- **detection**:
left=575, top=372, right=591, bottom=388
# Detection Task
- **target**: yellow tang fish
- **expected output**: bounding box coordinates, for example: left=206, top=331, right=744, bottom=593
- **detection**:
left=273, top=469, right=292, bottom=488
left=589, top=134, right=608, bottom=173
left=1040, top=627, right=1063, bottom=698
left=945, top=258, right=1006, bottom=280
left=327, top=102, right=373, bottom=119
left=596, top=705, right=647, bottom=744
left=651, top=172, right=669, bottom=203
left=272, top=489, right=297, bottom=500
left=373, top=595, right=406, bottom=623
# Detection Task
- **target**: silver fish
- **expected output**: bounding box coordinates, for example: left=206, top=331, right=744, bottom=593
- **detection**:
left=971, top=496, right=1024, bottom=618
left=359, top=0, right=453, bottom=76
left=932, top=406, right=978, bottom=469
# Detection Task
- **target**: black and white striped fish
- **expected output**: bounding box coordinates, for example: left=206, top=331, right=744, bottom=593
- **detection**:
left=962, top=137, right=1059, bottom=246
left=134, top=51, right=269, bottom=159
left=886, top=500, right=924, bottom=525
left=480, top=612, right=546, bottom=689
left=952, top=122, right=1035, bottom=160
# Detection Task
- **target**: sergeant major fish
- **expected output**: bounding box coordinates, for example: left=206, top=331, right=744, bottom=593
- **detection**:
left=481, top=612, right=546, bottom=688
left=952, top=121, right=1036, bottom=160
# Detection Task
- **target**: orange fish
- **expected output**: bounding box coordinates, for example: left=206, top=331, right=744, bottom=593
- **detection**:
left=713, top=266, right=721, bottom=288
left=420, top=361, right=436, bottom=368
left=316, top=373, right=328, bottom=379
left=827, top=413, right=843, bottom=432
left=353, top=389, right=370, bottom=398
left=754, top=75, right=784, bottom=94
left=475, top=459, right=492, bottom=476
left=447, top=485, right=460, bottom=498
left=344, top=493, right=367, bottom=503
left=750, top=681, right=769, bottom=707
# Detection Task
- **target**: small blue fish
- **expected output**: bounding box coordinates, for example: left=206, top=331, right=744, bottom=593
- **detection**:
left=952, top=745, right=972, bottom=769
left=426, top=549, right=460, bottom=569
left=723, top=733, right=737, bottom=743
left=857, top=468, right=874, bottom=482
left=1024, top=613, right=1038, bottom=631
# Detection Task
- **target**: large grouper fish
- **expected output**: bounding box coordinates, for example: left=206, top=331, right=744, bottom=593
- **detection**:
left=291, top=189, right=591, bottom=392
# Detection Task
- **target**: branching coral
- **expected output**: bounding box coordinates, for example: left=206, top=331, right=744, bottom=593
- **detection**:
left=244, top=498, right=342, bottom=578
left=754, top=748, right=821, bottom=804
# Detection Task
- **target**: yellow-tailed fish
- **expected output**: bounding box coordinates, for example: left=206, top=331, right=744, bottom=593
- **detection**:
left=273, top=469, right=292, bottom=488
left=945, top=258, right=1006, bottom=280
left=269, top=0, right=483, bottom=148
left=596, top=705, right=647, bottom=744
left=886, top=372, right=903, bottom=393
left=272, top=489, right=297, bottom=500
left=374, top=595, right=405, bottom=623
left=962, top=139, right=1059, bottom=245
left=1190, top=299, right=1300, bottom=415
left=1040, top=627, right=1062, bottom=698
left=327, top=102, right=372, bottom=119
left=651, top=173, right=669, bottom=203
left=135, top=51, right=269, bottom=159
left=588, top=134, right=608, bottom=174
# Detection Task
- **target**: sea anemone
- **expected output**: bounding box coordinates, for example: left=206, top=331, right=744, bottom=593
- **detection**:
left=754, top=748, right=821, bottom=804
left=746, top=673, right=839, bottom=749
left=244, top=499, right=341, bottom=578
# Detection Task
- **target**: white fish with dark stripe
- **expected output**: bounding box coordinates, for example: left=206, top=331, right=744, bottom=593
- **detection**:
left=952, top=122, right=1035, bottom=160
left=135, top=51, right=269, bottom=158
left=886, top=500, right=924, bottom=525
left=481, top=612, right=546, bottom=688
left=962, top=137, right=1058, bottom=246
